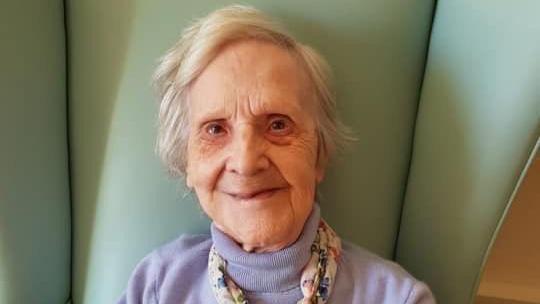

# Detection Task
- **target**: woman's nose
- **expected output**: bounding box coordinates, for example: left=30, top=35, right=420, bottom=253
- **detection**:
left=226, top=125, right=269, bottom=176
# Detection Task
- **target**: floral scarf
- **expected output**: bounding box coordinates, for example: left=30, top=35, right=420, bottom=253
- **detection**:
left=208, top=220, right=342, bottom=304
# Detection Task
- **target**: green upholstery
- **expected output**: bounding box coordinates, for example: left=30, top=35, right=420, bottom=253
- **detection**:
left=0, top=0, right=71, bottom=303
left=396, top=1, right=540, bottom=304
left=1, top=0, right=538, bottom=303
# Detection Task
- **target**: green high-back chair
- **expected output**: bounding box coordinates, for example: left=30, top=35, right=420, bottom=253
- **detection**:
left=1, top=1, right=538, bottom=303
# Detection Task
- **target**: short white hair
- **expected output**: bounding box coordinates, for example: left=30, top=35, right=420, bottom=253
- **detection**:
left=153, top=4, right=352, bottom=177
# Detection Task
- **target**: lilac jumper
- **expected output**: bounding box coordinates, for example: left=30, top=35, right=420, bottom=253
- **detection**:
left=117, top=205, right=436, bottom=303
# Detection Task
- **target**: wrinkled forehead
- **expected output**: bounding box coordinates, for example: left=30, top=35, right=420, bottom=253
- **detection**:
left=187, top=40, right=315, bottom=122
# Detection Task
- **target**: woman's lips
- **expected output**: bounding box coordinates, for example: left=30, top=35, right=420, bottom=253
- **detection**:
left=226, top=188, right=282, bottom=200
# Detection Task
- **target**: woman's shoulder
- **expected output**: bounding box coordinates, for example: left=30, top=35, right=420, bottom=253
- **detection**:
left=126, top=233, right=212, bottom=278
left=117, top=234, right=213, bottom=303
left=335, top=240, right=436, bottom=303
left=146, top=233, right=213, bottom=270
left=340, top=240, right=412, bottom=278
left=155, top=233, right=212, bottom=257
left=118, top=234, right=212, bottom=304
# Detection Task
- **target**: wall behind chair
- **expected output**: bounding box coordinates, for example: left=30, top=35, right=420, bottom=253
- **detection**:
left=0, top=0, right=71, bottom=303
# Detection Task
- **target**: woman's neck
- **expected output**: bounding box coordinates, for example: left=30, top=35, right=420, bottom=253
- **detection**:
left=210, top=204, right=321, bottom=293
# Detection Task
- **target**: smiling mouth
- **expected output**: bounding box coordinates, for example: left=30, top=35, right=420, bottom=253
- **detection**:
left=227, top=188, right=282, bottom=200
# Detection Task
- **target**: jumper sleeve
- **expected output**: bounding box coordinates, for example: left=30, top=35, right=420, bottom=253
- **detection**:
left=404, top=281, right=437, bottom=304
left=116, top=252, right=160, bottom=304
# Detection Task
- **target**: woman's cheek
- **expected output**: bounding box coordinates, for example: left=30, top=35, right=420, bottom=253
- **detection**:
left=286, top=134, right=319, bottom=167
left=268, top=141, right=318, bottom=185
left=187, top=139, right=227, bottom=190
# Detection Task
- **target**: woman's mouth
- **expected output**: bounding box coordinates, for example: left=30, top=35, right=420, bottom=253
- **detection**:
left=227, top=188, right=282, bottom=200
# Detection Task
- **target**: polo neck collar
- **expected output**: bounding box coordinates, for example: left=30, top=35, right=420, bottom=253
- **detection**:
left=210, top=204, right=320, bottom=293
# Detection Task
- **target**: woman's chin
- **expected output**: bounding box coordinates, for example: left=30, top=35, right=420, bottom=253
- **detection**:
left=208, top=189, right=311, bottom=252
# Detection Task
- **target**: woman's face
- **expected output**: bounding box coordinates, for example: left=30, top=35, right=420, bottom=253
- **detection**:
left=186, top=39, right=324, bottom=252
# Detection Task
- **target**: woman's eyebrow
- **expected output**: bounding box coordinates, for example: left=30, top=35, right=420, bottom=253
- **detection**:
left=192, top=99, right=305, bottom=123
left=192, top=108, right=228, bottom=123
left=259, top=99, right=304, bottom=114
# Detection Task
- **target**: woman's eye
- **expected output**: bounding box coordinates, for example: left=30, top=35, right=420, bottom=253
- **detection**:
left=205, top=122, right=226, bottom=136
left=268, top=117, right=292, bottom=135
left=270, top=120, right=286, bottom=130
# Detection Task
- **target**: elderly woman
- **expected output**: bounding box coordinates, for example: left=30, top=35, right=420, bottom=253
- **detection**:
left=118, top=5, right=436, bottom=304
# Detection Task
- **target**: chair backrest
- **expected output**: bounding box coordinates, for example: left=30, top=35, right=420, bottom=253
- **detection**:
left=396, top=1, right=540, bottom=303
left=64, top=1, right=434, bottom=303
left=1, top=1, right=538, bottom=304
